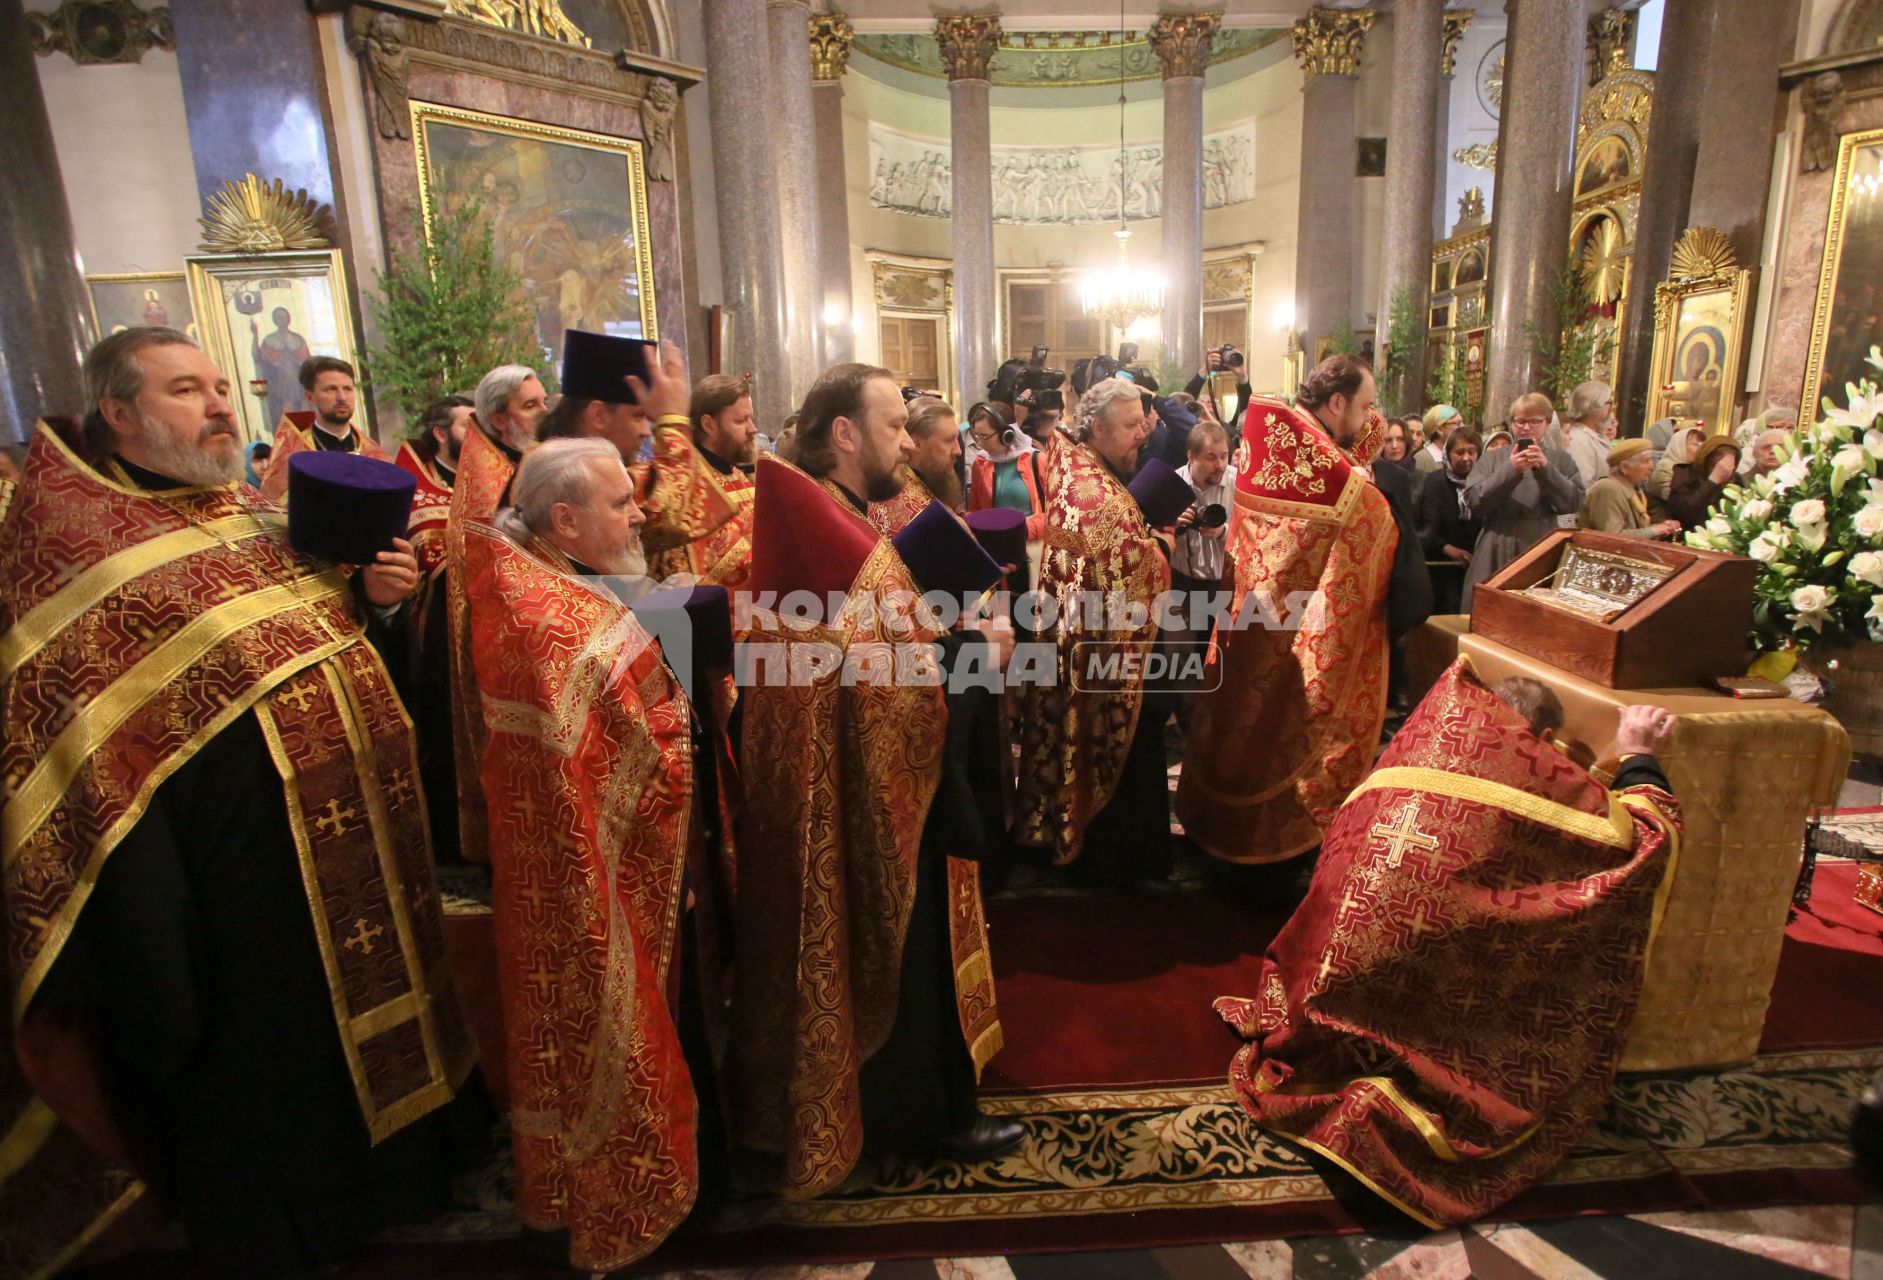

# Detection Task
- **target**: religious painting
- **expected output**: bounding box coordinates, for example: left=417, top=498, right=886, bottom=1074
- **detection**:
left=1454, top=250, right=1486, bottom=286
left=1430, top=303, right=1452, bottom=330
left=185, top=250, right=358, bottom=445
left=87, top=272, right=196, bottom=342
left=1433, top=259, right=1453, bottom=293
left=1576, top=135, right=1632, bottom=197
left=1463, top=327, right=1487, bottom=415
left=1803, top=128, right=1883, bottom=418
left=1645, top=228, right=1751, bottom=430
left=1357, top=137, right=1386, bottom=178
left=411, top=100, right=658, bottom=363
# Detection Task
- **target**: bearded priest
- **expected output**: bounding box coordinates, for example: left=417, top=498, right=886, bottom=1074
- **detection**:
left=442, top=363, right=549, bottom=863
left=730, top=363, right=1015, bottom=1200
left=1178, top=356, right=1431, bottom=901
left=463, top=438, right=707, bottom=1271
left=1012, top=377, right=1175, bottom=894
left=1215, top=660, right=1680, bottom=1227
left=258, top=355, right=389, bottom=502
left=637, top=371, right=759, bottom=587
left=1, top=329, right=480, bottom=1277
left=869, top=396, right=963, bottom=534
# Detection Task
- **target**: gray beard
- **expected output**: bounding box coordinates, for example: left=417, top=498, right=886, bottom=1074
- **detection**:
left=915, top=461, right=964, bottom=510
left=592, top=542, right=649, bottom=578
left=140, top=412, right=243, bottom=487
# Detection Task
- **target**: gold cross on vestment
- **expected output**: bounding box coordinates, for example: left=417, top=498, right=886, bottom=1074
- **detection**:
left=1370, top=797, right=1439, bottom=869
left=275, top=682, right=319, bottom=714
left=314, top=797, right=360, bottom=840
left=342, top=917, right=384, bottom=955
left=381, top=768, right=415, bottom=809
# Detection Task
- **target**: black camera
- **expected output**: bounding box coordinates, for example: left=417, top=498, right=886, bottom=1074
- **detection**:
left=988, top=347, right=1067, bottom=404
left=1194, top=502, right=1228, bottom=530
left=1211, top=343, right=1245, bottom=370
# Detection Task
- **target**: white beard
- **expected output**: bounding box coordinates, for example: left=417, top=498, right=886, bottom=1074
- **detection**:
left=139, top=412, right=243, bottom=487
left=591, top=542, right=649, bottom=579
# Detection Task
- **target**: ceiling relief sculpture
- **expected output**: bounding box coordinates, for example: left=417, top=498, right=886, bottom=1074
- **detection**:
left=867, top=121, right=1256, bottom=225
left=853, top=27, right=1282, bottom=88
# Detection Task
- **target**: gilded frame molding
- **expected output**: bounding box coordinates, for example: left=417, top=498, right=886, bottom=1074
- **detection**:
left=1802, top=126, right=1883, bottom=417
left=408, top=99, right=659, bottom=344
left=84, top=270, right=193, bottom=340
left=1644, top=229, right=1752, bottom=429
left=184, top=250, right=359, bottom=445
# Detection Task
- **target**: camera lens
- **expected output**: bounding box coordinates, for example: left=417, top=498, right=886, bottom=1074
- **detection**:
left=1199, top=503, right=1228, bottom=529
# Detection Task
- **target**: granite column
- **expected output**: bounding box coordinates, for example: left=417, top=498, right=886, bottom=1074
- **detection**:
left=810, top=15, right=855, bottom=365
left=767, top=0, right=821, bottom=399
left=1482, top=0, right=1584, bottom=424
left=705, top=0, right=793, bottom=428
left=1433, top=10, right=1472, bottom=242
left=0, top=0, right=92, bottom=440
left=1152, top=12, right=1217, bottom=378
left=1291, top=8, right=1374, bottom=354
left=937, top=15, right=1000, bottom=404
left=1376, top=0, right=1445, bottom=409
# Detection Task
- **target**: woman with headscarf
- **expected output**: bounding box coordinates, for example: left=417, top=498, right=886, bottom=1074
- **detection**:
left=243, top=440, right=272, bottom=489
left=1647, top=422, right=1706, bottom=506
left=1581, top=439, right=1682, bottom=540
left=1645, top=417, right=1678, bottom=454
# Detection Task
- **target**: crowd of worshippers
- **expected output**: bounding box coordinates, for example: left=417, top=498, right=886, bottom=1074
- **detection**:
left=0, top=323, right=1684, bottom=1277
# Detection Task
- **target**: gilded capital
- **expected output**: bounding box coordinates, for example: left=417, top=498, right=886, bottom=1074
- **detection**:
left=934, top=13, right=1001, bottom=81
left=1440, top=9, right=1472, bottom=78
left=1587, top=9, right=1633, bottom=84
left=1149, top=11, right=1222, bottom=79
left=809, top=13, right=853, bottom=80
left=1291, top=7, right=1373, bottom=80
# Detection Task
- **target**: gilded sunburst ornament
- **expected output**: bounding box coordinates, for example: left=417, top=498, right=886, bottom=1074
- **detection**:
left=1668, top=226, right=1738, bottom=280
left=197, top=173, right=332, bottom=254
left=1579, top=217, right=1626, bottom=305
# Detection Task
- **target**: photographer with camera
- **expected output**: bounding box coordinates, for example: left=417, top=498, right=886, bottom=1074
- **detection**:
left=1460, top=392, right=1585, bottom=611
left=1185, top=344, right=1254, bottom=436
left=989, top=347, right=1067, bottom=445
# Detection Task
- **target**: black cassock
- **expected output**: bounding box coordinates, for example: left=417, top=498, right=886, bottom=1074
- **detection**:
left=35, top=461, right=486, bottom=1278
left=858, top=630, right=999, bottom=1153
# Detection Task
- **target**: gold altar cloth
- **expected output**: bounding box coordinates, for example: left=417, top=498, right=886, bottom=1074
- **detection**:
left=1406, top=615, right=1849, bottom=1071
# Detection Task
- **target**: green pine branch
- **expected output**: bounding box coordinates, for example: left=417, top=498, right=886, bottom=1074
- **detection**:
left=363, top=197, right=545, bottom=426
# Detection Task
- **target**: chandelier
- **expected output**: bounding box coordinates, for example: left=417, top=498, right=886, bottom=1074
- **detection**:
left=1081, top=0, right=1164, bottom=330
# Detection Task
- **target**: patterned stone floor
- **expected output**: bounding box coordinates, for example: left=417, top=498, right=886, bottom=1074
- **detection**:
left=623, top=1203, right=1879, bottom=1278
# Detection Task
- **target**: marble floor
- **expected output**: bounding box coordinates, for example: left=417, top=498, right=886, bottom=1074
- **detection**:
left=631, top=1203, right=1880, bottom=1278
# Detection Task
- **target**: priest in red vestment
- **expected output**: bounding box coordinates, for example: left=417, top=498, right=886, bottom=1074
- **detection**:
left=1011, top=377, right=1174, bottom=892
left=730, top=363, right=1012, bottom=1200
left=393, top=393, right=473, bottom=584
left=2, top=329, right=478, bottom=1277
left=637, top=371, right=758, bottom=588
left=1178, top=356, right=1431, bottom=898
left=463, top=438, right=702, bottom=1271
left=867, top=396, right=959, bottom=535
left=1215, top=658, right=1680, bottom=1227
left=443, top=364, right=549, bottom=863
left=258, top=356, right=388, bottom=502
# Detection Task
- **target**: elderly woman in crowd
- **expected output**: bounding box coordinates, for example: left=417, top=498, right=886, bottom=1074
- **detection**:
left=1661, top=437, right=1741, bottom=531
left=1460, top=393, right=1584, bottom=611
left=1648, top=422, right=1707, bottom=504
left=1580, top=439, right=1683, bottom=540
left=1561, top=380, right=1618, bottom=490
left=1416, top=404, right=1462, bottom=472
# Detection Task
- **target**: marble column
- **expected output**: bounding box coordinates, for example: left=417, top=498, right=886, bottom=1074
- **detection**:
left=1615, top=0, right=1800, bottom=430
left=767, top=0, right=821, bottom=398
left=1434, top=12, right=1472, bottom=245
left=810, top=14, right=855, bottom=365
left=1152, top=11, right=1217, bottom=378
left=1482, top=0, right=1584, bottom=425
left=705, top=0, right=793, bottom=429
left=169, top=0, right=342, bottom=219
left=1376, top=0, right=1445, bottom=407
left=1291, top=8, right=1374, bottom=354
left=937, top=15, right=1000, bottom=404
left=0, top=0, right=92, bottom=440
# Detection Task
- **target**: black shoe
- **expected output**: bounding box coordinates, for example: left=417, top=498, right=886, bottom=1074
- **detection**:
left=936, top=1115, right=1026, bottom=1161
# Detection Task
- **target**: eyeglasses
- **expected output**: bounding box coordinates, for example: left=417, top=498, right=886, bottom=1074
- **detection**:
left=970, top=429, right=999, bottom=444
left=1511, top=416, right=1549, bottom=428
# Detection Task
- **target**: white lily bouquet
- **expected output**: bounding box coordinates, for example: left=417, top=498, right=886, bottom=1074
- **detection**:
left=1685, top=346, right=1883, bottom=654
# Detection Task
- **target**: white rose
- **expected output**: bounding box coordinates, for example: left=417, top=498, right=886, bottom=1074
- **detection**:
left=1749, top=532, right=1784, bottom=563
left=1836, top=444, right=1871, bottom=478
left=1792, top=498, right=1827, bottom=527
left=1854, top=551, right=1883, bottom=587
left=1793, top=584, right=1831, bottom=613
left=1742, top=499, right=1775, bottom=524
left=1859, top=506, right=1883, bottom=539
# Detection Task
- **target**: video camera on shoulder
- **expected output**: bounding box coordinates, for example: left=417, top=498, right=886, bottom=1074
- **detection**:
left=988, top=345, right=1067, bottom=406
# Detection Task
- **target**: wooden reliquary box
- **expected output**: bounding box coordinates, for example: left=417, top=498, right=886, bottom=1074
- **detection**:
left=1471, top=530, right=1756, bottom=689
